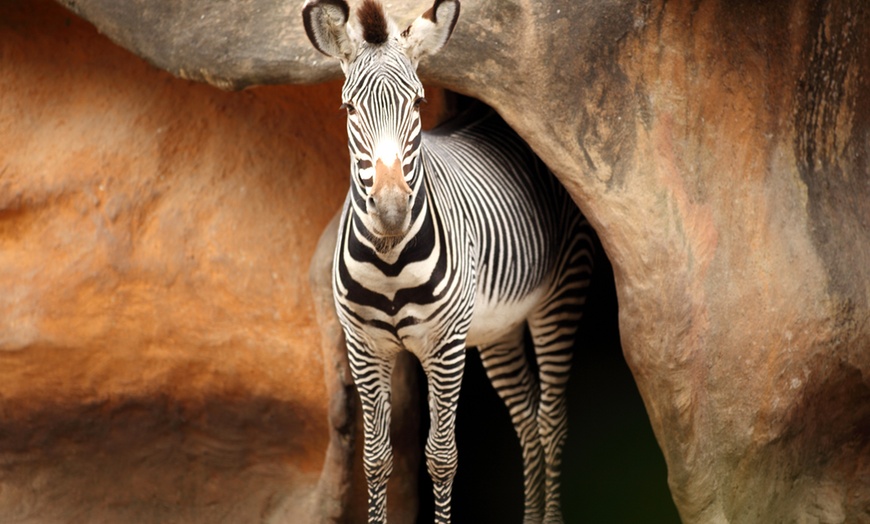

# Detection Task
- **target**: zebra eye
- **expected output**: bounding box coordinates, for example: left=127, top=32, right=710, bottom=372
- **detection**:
left=413, top=97, right=427, bottom=110
left=340, top=103, right=357, bottom=115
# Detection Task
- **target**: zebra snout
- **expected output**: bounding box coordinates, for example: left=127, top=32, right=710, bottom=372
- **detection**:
left=368, top=157, right=412, bottom=237
left=368, top=188, right=410, bottom=237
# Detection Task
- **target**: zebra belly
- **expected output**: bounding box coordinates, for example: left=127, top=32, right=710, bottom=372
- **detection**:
left=465, top=286, right=544, bottom=347
left=350, top=288, right=543, bottom=357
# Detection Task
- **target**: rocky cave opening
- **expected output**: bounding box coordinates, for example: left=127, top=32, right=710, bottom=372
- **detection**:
left=402, top=93, right=681, bottom=524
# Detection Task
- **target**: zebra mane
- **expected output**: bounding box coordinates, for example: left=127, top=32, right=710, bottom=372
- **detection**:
left=357, top=0, right=391, bottom=44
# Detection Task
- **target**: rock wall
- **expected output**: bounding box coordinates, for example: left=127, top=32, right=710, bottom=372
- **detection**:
left=0, top=2, right=350, bottom=522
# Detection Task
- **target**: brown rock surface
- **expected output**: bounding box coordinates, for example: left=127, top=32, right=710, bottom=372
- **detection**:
left=0, top=1, right=351, bottom=522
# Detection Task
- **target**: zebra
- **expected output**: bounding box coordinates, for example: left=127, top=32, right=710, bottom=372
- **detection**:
left=302, top=0, right=594, bottom=522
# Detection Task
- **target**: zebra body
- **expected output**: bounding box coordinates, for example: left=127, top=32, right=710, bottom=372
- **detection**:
left=303, top=1, right=594, bottom=522
left=338, top=108, right=574, bottom=350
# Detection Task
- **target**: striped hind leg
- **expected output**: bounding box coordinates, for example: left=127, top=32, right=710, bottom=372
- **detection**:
left=529, top=237, right=594, bottom=523
left=346, top=337, right=399, bottom=524
left=528, top=306, right=582, bottom=524
left=478, top=326, right=545, bottom=523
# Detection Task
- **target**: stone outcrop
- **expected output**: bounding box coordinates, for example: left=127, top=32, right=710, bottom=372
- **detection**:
left=5, top=0, right=870, bottom=522
left=0, top=2, right=352, bottom=522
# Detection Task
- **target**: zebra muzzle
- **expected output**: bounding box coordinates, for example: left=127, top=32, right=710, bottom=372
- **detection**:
left=369, top=157, right=412, bottom=237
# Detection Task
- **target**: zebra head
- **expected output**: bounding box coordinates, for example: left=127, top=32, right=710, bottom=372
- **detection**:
left=303, top=0, right=460, bottom=241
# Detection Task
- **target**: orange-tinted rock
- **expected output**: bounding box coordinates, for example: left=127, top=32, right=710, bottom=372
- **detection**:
left=0, top=1, right=349, bottom=522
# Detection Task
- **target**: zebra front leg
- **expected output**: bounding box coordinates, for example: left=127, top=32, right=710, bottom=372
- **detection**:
left=479, top=328, right=545, bottom=524
left=421, top=345, right=466, bottom=524
left=347, top=339, right=398, bottom=524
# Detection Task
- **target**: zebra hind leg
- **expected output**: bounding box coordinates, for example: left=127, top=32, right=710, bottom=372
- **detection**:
left=347, top=339, right=398, bottom=524
left=478, top=327, right=545, bottom=524
left=528, top=308, right=581, bottom=524
left=529, top=250, right=592, bottom=524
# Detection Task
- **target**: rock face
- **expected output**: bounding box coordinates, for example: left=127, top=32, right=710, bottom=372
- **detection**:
left=7, top=0, right=870, bottom=522
left=0, top=2, right=352, bottom=522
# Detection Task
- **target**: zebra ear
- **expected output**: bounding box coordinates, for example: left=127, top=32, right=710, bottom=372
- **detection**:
left=400, top=0, right=460, bottom=66
left=302, top=0, right=359, bottom=68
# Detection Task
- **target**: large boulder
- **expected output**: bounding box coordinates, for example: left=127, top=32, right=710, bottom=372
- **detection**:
left=8, top=0, right=870, bottom=522
left=0, top=1, right=353, bottom=522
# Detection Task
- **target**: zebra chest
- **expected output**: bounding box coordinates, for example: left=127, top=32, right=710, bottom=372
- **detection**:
left=341, top=256, right=446, bottom=323
left=338, top=250, right=467, bottom=355
left=345, top=256, right=435, bottom=306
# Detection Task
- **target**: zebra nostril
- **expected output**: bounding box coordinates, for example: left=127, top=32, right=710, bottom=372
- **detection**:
left=367, top=196, right=377, bottom=210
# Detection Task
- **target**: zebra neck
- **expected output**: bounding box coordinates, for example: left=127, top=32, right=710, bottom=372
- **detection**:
left=347, top=181, right=432, bottom=264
